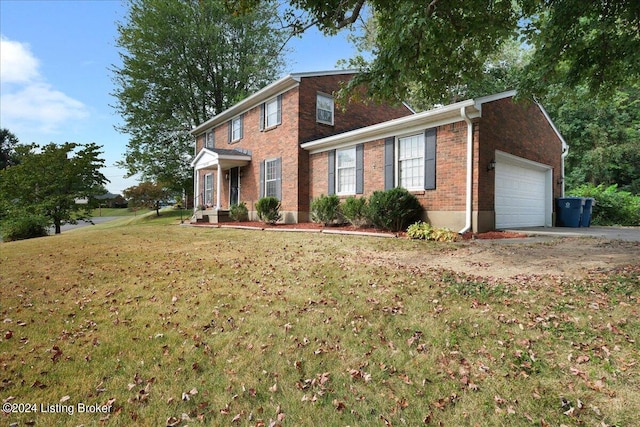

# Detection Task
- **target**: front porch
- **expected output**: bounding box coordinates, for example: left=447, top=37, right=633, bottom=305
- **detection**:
left=191, top=147, right=252, bottom=213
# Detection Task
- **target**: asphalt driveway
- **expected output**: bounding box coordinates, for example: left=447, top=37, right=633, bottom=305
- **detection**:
left=57, top=216, right=120, bottom=232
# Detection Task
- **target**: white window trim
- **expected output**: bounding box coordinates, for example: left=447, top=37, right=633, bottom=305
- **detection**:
left=316, top=93, right=334, bottom=125
left=336, top=146, right=356, bottom=195
left=264, top=158, right=278, bottom=198
left=231, top=116, right=242, bottom=142
left=264, top=97, right=279, bottom=129
left=396, top=133, right=425, bottom=191
left=204, top=173, right=213, bottom=206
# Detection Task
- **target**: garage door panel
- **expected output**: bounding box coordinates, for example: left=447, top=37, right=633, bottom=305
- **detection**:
left=495, top=160, right=548, bottom=229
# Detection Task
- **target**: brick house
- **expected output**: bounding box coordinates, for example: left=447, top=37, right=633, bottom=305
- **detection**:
left=190, top=70, right=413, bottom=223
left=191, top=71, right=568, bottom=232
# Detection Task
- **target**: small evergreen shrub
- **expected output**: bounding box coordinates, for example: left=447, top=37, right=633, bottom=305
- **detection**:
left=366, top=188, right=423, bottom=232
left=310, top=194, right=342, bottom=225
left=1, top=215, right=49, bottom=241
left=569, top=183, right=640, bottom=226
left=229, top=202, right=248, bottom=222
left=341, top=196, right=369, bottom=227
left=255, top=196, right=281, bottom=224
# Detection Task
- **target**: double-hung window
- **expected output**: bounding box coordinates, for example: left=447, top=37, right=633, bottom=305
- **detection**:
left=229, top=115, right=243, bottom=143
left=205, top=130, right=214, bottom=149
left=264, top=158, right=278, bottom=198
left=336, top=147, right=356, bottom=194
left=316, top=93, right=334, bottom=125
left=397, top=133, right=425, bottom=190
left=261, top=96, right=282, bottom=130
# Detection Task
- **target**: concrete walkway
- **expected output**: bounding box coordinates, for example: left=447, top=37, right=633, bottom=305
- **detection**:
left=505, top=226, right=640, bottom=242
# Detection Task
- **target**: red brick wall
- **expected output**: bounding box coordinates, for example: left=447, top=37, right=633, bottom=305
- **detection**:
left=477, top=98, right=563, bottom=211
left=309, top=122, right=470, bottom=211
left=297, top=74, right=412, bottom=143
left=194, top=73, right=413, bottom=219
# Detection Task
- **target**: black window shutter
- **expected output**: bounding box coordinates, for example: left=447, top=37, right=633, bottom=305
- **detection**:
left=328, top=150, right=336, bottom=195
left=424, top=128, right=437, bottom=190
left=276, top=95, right=282, bottom=125
left=275, top=157, right=282, bottom=201
left=259, top=103, right=265, bottom=131
left=259, top=161, right=265, bottom=198
left=384, top=137, right=395, bottom=190
left=228, top=121, right=232, bottom=143
left=355, top=144, right=364, bottom=194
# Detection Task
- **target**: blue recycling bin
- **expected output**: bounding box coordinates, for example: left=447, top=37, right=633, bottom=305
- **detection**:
left=580, top=198, right=594, bottom=227
left=556, top=197, right=584, bottom=227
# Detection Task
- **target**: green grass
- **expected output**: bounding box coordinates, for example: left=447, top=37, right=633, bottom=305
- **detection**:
left=1, top=219, right=638, bottom=426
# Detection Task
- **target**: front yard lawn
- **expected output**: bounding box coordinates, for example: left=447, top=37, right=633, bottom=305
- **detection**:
left=1, top=220, right=638, bottom=426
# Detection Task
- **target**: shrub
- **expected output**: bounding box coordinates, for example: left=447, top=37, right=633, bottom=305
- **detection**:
left=310, top=194, right=342, bottom=225
left=229, top=202, right=248, bottom=222
left=366, top=187, right=423, bottom=232
left=341, top=196, right=369, bottom=227
left=255, top=197, right=281, bottom=224
left=569, top=183, right=640, bottom=226
left=407, top=221, right=433, bottom=239
left=1, top=215, right=49, bottom=241
left=407, top=221, right=458, bottom=242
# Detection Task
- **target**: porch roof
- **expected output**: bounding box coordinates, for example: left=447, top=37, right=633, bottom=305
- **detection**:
left=191, top=148, right=251, bottom=170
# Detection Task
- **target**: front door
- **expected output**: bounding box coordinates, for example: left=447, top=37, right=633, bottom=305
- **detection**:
left=229, top=167, right=240, bottom=206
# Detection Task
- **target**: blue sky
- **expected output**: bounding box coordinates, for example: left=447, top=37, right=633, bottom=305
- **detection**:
left=0, top=0, right=359, bottom=194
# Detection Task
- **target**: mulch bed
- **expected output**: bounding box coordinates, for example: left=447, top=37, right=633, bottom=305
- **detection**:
left=191, top=221, right=529, bottom=240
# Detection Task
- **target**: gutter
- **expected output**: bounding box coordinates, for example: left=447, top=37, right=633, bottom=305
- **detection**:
left=459, top=106, right=473, bottom=234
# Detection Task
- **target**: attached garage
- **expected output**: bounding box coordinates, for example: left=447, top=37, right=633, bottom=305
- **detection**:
left=494, top=151, right=553, bottom=229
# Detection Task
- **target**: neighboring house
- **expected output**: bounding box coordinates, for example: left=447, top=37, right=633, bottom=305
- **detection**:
left=190, top=70, right=413, bottom=223
left=191, top=71, right=568, bottom=232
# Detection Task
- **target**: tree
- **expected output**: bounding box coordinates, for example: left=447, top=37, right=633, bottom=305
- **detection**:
left=543, top=83, right=640, bottom=194
left=123, top=181, right=169, bottom=216
left=1, top=128, right=20, bottom=170
left=0, top=143, right=107, bottom=235
left=112, top=0, right=287, bottom=194
left=229, top=0, right=639, bottom=105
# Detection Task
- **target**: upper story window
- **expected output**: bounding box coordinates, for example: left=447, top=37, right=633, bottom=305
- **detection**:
left=205, top=130, right=214, bottom=149
left=229, top=115, right=243, bottom=143
left=316, top=93, right=334, bottom=125
left=260, top=95, right=282, bottom=130
left=397, top=133, right=425, bottom=190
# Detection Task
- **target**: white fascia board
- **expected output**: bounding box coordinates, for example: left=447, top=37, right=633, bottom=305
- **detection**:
left=290, top=69, right=358, bottom=79
left=535, top=102, right=568, bottom=151
left=191, top=76, right=300, bottom=135
left=191, top=148, right=251, bottom=169
left=473, top=90, right=517, bottom=115
left=302, top=100, right=477, bottom=154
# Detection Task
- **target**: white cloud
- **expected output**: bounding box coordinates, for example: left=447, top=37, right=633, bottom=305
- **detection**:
left=0, top=36, right=40, bottom=83
left=0, top=35, right=88, bottom=135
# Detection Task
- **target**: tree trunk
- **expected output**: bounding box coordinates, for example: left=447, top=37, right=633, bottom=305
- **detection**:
left=54, top=221, right=61, bottom=234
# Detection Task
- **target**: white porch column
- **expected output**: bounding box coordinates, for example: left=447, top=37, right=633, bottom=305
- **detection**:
left=194, top=169, right=199, bottom=211
left=215, top=165, right=222, bottom=210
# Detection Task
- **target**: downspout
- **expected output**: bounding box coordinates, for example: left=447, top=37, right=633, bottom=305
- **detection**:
left=561, top=142, right=569, bottom=197
left=458, top=106, right=473, bottom=234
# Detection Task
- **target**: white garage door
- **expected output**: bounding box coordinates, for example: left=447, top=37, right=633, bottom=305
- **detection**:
left=495, top=153, right=551, bottom=229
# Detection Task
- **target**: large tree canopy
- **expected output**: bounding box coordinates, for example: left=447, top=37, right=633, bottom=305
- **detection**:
left=112, top=0, right=287, bottom=193
left=0, top=142, right=107, bottom=234
left=230, top=0, right=639, bottom=104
